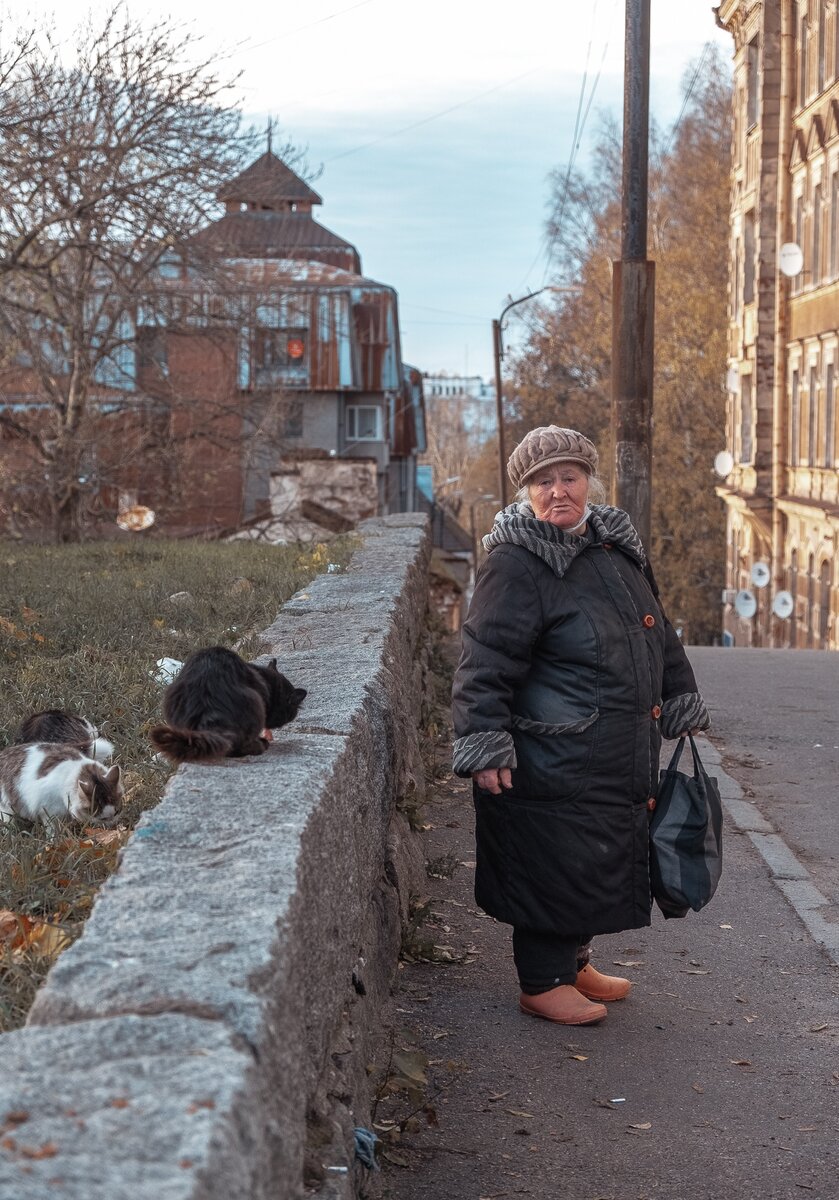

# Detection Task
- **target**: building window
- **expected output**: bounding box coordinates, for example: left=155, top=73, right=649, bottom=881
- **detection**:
left=791, top=368, right=801, bottom=464
left=808, top=552, right=816, bottom=647
left=813, top=182, right=823, bottom=284
left=744, top=211, right=756, bottom=303
left=789, top=547, right=799, bottom=647
left=794, top=193, right=805, bottom=293
left=733, top=237, right=742, bottom=318
left=818, top=0, right=827, bottom=91
left=282, top=399, right=303, bottom=438
left=826, top=362, right=836, bottom=466
left=799, top=9, right=809, bottom=107
left=747, top=35, right=760, bottom=126
left=346, top=405, right=383, bottom=441
left=819, top=559, right=832, bottom=647
left=740, top=374, right=753, bottom=463
left=253, top=327, right=308, bottom=386
left=808, top=364, right=819, bottom=464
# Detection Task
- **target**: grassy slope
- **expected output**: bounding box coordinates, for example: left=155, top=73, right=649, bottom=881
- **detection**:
left=0, top=537, right=351, bottom=1029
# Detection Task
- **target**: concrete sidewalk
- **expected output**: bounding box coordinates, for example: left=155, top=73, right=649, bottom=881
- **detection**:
left=381, top=660, right=839, bottom=1200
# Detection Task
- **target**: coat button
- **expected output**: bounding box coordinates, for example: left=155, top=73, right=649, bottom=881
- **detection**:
left=651, top=705, right=662, bottom=719
left=647, top=797, right=656, bottom=812
left=643, top=614, right=656, bottom=628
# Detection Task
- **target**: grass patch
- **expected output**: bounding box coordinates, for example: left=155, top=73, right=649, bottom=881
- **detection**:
left=0, top=536, right=353, bottom=1030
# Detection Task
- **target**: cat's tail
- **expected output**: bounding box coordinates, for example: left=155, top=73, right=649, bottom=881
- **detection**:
left=148, top=725, right=234, bottom=762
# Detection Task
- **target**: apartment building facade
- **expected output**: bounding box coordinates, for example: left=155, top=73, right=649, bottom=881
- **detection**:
left=716, top=0, right=839, bottom=647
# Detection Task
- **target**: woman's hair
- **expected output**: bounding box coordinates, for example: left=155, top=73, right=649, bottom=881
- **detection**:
left=517, top=472, right=607, bottom=505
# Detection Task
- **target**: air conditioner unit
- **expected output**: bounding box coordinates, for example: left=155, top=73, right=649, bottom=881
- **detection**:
left=721, top=588, right=736, bottom=605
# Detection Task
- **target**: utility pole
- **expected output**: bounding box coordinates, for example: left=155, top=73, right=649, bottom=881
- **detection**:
left=492, top=318, right=508, bottom=507
left=611, top=0, right=654, bottom=548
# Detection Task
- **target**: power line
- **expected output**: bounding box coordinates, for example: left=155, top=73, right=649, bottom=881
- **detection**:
left=236, top=0, right=378, bottom=56
left=660, top=39, right=712, bottom=161
left=538, top=0, right=619, bottom=285
left=324, top=66, right=543, bottom=163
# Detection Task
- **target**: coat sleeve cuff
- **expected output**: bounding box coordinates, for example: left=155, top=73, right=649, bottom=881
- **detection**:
left=660, top=692, right=710, bottom=740
left=452, top=730, right=517, bottom=777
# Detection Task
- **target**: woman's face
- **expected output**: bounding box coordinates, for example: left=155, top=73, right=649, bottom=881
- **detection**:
left=527, top=462, right=591, bottom=529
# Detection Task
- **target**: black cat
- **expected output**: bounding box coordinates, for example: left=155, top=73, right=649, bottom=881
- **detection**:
left=148, top=646, right=306, bottom=763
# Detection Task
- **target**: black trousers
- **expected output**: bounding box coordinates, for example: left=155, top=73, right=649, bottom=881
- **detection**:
left=513, top=928, right=593, bottom=994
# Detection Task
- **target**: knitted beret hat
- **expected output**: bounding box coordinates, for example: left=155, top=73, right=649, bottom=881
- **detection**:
left=507, top=426, right=599, bottom=490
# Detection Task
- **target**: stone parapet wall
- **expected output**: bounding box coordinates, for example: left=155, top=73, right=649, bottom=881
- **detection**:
left=0, top=514, right=430, bottom=1199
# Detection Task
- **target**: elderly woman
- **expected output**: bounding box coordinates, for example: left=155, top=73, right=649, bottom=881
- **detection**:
left=452, top=426, right=709, bottom=1026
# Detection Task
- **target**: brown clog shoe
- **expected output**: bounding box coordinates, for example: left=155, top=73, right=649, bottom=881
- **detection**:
left=575, top=963, right=632, bottom=1002
left=519, top=984, right=607, bottom=1025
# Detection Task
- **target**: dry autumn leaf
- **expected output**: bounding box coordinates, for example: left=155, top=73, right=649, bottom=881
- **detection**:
left=613, top=960, right=644, bottom=967
left=628, top=1122, right=652, bottom=1130
left=0, top=911, right=35, bottom=950
left=730, top=1059, right=752, bottom=1067
left=505, top=1109, right=535, bottom=1118
left=569, top=1054, right=588, bottom=1062
left=18, top=1142, right=58, bottom=1159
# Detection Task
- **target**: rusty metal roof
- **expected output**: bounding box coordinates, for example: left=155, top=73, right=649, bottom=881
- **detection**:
left=217, top=152, right=323, bottom=207
left=191, top=213, right=361, bottom=272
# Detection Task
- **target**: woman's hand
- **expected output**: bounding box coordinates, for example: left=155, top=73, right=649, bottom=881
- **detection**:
left=473, top=767, right=513, bottom=794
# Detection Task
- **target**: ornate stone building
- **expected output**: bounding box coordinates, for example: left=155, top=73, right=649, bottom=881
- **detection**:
left=716, top=0, right=839, bottom=648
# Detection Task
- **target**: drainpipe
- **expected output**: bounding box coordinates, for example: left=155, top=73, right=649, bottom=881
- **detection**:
left=771, top=0, right=794, bottom=647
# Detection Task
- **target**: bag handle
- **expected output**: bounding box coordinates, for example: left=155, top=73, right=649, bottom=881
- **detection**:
left=665, top=735, right=706, bottom=781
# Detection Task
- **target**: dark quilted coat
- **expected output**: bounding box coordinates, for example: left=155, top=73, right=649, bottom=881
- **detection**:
left=451, top=511, right=700, bottom=936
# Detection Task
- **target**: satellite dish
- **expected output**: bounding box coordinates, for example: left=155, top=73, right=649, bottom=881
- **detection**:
left=772, top=590, right=795, bottom=619
left=779, top=242, right=804, bottom=278
left=734, top=589, right=757, bottom=619
left=726, top=365, right=739, bottom=392
left=751, top=561, right=771, bottom=588
left=117, top=505, right=155, bottom=532
left=714, top=450, right=735, bottom=478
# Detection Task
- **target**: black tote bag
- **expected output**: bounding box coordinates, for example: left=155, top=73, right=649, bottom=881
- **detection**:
left=649, top=735, right=723, bottom=919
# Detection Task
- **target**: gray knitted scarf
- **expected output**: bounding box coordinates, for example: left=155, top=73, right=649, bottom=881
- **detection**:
left=482, top=502, right=646, bottom=578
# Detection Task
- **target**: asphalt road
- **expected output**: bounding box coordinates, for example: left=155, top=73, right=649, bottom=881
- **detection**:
left=689, top=648, right=839, bottom=914
left=380, top=647, right=839, bottom=1200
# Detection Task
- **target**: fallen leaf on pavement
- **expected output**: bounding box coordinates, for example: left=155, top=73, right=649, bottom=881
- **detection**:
left=613, top=960, right=644, bottom=967
left=730, top=1059, right=752, bottom=1067
left=569, top=1055, right=588, bottom=1062
left=628, top=1122, right=652, bottom=1130
left=505, top=1109, right=534, bottom=1118
left=691, top=1083, right=704, bottom=1093
left=487, top=1092, right=509, bottom=1102
left=809, top=1023, right=829, bottom=1032
left=683, top=969, right=710, bottom=975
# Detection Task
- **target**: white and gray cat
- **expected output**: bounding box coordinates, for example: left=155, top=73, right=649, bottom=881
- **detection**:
left=0, top=708, right=121, bottom=823
left=0, top=744, right=123, bottom=824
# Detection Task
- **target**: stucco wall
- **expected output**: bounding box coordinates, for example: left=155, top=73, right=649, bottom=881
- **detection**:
left=0, top=514, right=430, bottom=1199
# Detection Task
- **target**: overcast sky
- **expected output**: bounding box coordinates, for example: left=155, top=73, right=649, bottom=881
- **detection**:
left=11, top=1, right=732, bottom=377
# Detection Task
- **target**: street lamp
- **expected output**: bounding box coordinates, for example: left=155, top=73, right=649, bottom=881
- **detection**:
left=492, top=286, right=580, bottom=507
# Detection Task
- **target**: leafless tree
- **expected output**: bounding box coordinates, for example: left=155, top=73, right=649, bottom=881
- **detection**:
left=0, top=6, right=305, bottom=540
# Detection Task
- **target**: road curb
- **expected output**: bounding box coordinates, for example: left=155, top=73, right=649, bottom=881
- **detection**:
left=697, top=735, right=839, bottom=967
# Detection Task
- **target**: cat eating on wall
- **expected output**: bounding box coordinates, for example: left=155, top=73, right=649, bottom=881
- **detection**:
left=148, top=646, right=306, bottom=763
left=0, top=744, right=123, bottom=825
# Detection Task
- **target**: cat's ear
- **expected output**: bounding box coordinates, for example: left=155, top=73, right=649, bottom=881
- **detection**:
left=104, top=765, right=121, bottom=785
left=268, top=658, right=278, bottom=671
left=294, top=688, right=307, bottom=703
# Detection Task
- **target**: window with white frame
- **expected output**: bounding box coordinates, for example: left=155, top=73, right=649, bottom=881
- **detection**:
left=825, top=361, right=836, bottom=465
left=739, top=374, right=753, bottom=463
left=791, top=367, right=801, bottom=463
left=809, top=363, right=819, bottom=464
left=346, top=404, right=383, bottom=441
